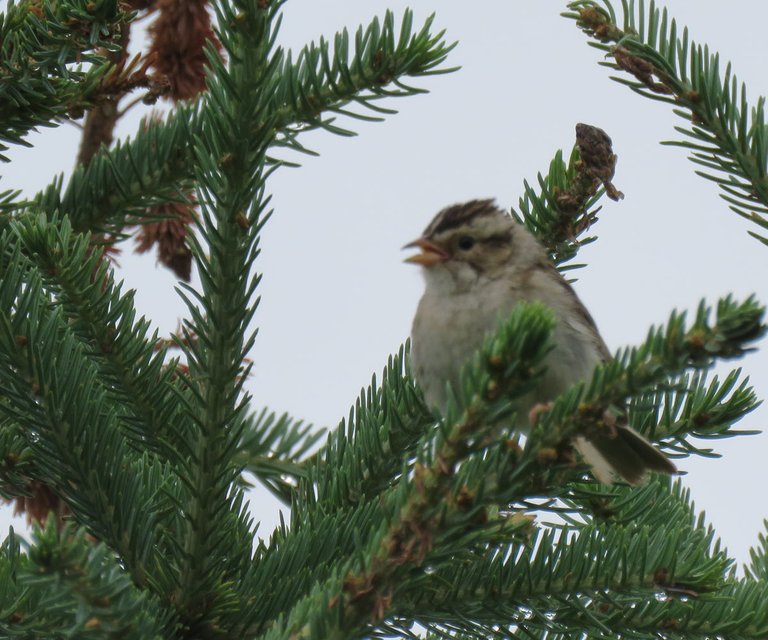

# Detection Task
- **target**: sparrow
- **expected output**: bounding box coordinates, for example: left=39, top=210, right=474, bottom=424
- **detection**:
left=405, top=199, right=676, bottom=484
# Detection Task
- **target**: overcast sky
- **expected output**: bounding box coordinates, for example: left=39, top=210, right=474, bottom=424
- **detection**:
left=2, top=1, right=768, bottom=567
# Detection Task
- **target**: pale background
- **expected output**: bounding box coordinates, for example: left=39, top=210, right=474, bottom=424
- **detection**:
left=2, top=1, right=767, bottom=567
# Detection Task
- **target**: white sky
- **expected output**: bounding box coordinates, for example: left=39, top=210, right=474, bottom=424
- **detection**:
left=2, top=1, right=768, bottom=568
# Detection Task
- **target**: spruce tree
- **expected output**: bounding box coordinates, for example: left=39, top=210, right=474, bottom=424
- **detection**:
left=0, top=0, right=766, bottom=638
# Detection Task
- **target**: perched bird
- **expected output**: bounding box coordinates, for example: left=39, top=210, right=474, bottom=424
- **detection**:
left=404, top=199, right=676, bottom=484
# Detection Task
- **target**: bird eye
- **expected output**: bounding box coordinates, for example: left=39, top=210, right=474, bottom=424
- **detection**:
left=457, top=235, right=475, bottom=251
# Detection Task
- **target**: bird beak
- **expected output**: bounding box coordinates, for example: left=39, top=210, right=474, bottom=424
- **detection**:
left=402, top=238, right=449, bottom=266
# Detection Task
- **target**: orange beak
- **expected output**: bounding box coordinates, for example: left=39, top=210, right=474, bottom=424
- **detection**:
left=402, top=238, right=450, bottom=267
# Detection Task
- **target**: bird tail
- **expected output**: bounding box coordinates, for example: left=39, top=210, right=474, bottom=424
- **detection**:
left=573, top=426, right=677, bottom=485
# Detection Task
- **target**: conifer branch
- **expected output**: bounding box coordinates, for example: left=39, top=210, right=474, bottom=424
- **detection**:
left=0, top=0, right=129, bottom=161
left=564, top=0, right=768, bottom=245
left=0, top=523, right=170, bottom=638
left=31, top=111, right=197, bottom=235
left=241, top=502, right=392, bottom=636
left=298, top=343, right=434, bottom=515
left=12, top=213, right=188, bottom=461
left=170, top=0, right=284, bottom=629
left=400, top=501, right=727, bottom=637
left=266, top=296, right=763, bottom=638
left=748, top=521, right=768, bottom=583
left=263, top=305, right=557, bottom=639
left=235, top=408, right=324, bottom=503
left=512, top=123, right=622, bottom=272
left=513, top=579, right=768, bottom=638
left=271, top=10, right=456, bottom=152
left=526, top=296, right=764, bottom=468
left=628, top=369, right=760, bottom=457
left=0, top=236, right=168, bottom=589
left=415, top=299, right=762, bottom=537
left=0, top=419, right=34, bottom=502
left=24, top=9, right=454, bottom=235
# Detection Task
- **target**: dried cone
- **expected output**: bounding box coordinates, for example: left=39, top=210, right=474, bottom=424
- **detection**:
left=141, top=0, right=218, bottom=276
left=149, top=0, right=219, bottom=101
left=135, top=199, right=196, bottom=281
left=12, top=481, right=69, bottom=527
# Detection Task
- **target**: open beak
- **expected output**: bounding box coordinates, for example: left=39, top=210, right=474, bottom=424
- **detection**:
left=402, top=238, right=449, bottom=267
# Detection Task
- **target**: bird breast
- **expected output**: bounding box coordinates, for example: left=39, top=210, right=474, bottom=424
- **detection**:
left=410, top=267, right=604, bottom=421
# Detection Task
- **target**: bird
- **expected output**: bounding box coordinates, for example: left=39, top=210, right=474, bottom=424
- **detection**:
left=404, top=198, right=676, bottom=484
